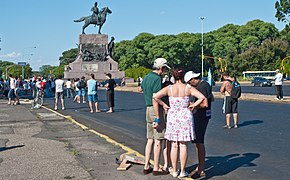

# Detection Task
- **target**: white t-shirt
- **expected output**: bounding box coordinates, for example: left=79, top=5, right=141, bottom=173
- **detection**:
left=74, top=81, right=79, bottom=91
left=55, top=79, right=64, bottom=92
left=36, top=81, right=41, bottom=89
left=10, top=77, right=16, bottom=89
left=66, top=81, right=72, bottom=88
left=274, top=73, right=283, bottom=85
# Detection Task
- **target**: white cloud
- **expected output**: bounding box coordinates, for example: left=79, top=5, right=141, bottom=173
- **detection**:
left=0, top=52, right=21, bottom=58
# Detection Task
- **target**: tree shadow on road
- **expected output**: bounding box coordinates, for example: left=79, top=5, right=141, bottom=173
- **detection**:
left=0, top=145, right=25, bottom=152
left=238, top=120, right=263, bottom=128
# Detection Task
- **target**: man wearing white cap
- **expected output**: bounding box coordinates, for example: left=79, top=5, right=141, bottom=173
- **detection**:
left=274, top=69, right=283, bottom=100
left=184, top=71, right=212, bottom=178
left=140, top=58, right=170, bottom=176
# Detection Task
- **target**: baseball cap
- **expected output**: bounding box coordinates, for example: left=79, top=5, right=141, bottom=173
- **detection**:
left=184, top=71, right=201, bottom=83
left=153, top=58, right=171, bottom=69
left=276, top=69, right=280, bottom=72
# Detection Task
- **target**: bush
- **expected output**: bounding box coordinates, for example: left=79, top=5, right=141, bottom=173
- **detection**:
left=125, top=66, right=151, bottom=81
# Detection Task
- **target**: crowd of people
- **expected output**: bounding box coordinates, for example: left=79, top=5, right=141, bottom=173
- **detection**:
left=140, top=57, right=240, bottom=178
left=0, top=73, right=117, bottom=113
left=0, top=59, right=242, bottom=178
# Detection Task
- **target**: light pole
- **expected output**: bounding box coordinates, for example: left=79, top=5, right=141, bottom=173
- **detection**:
left=21, top=46, right=36, bottom=79
left=200, top=17, right=205, bottom=77
left=5, top=65, right=14, bottom=80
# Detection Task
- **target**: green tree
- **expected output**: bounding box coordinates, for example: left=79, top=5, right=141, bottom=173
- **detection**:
left=125, top=66, right=151, bottom=80
left=275, top=0, right=290, bottom=28
left=52, top=64, right=65, bottom=78
left=39, top=65, right=56, bottom=77
left=7, top=64, right=32, bottom=79
left=59, top=48, right=78, bottom=65
left=0, top=60, right=14, bottom=78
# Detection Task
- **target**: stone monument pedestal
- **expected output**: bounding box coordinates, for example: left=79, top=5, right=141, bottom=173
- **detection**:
left=64, top=34, right=125, bottom=80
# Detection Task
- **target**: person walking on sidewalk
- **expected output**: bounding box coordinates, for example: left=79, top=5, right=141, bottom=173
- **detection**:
left=15, top=76, right=21, bottom=105
left=274, top=69, right=283, bottom=100
left=54, top=75, right=65, bottom=110
left=8, top=74, right=16, bottom=105
left=104, top=73, right=116, bottom=113
left=140, top=58, right=171, bottom=176
left=87, top=74, right=100, bottom=113
left=220, top=72, right=238, bottom=129
left=73, top=78, right=80, bottom=103
left=153, top=68, right=206, bottom=178
left=184, top=71, right=213, bottom=178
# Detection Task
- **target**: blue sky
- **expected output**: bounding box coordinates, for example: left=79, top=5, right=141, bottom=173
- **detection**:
left=0, top=0, right=286, bottom=70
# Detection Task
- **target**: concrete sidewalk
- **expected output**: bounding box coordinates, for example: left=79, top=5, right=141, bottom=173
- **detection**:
left=0, top=100, right=156, bottom=180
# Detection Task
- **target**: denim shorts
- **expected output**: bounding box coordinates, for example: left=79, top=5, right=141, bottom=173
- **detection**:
left=8, top=89, right=15, bottom=99
left=88, top=94, right=98, bottom=102
left=79, top=88, right=86, bottom=97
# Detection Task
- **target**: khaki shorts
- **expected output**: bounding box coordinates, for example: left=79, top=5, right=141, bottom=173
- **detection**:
left=146, top=106, right=165, bottom=140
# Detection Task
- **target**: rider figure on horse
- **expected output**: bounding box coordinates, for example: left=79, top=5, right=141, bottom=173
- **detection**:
left=91, top=2, right=100, bottom=23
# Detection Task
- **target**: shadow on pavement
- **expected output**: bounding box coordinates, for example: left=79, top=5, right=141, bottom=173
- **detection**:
left=239, top=120, right=264, bottom=128
left=187, top=153, right=260, bottom=179
left=0, top=145, right=25, bottom=152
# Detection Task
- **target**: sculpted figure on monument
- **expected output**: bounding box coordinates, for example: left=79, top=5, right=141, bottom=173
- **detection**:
left=74, top=2, right=112, bottom=34
left=82, top=49, right=95, bottom=61
left=107, top=36, right=115, bottom=59
left=91, top=2, right=100, bottom=22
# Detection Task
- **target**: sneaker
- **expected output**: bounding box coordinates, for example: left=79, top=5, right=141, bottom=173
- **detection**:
left=223, top=124, right=231, bottom=129
left=280, top=98, right=284, bottom=100
left=179, top=171, right=188, bottom=178
left=274, top=98, right=279, bottom=100
left=54, top=107, right=57, bottom=110
left=234, top=124, right=238, bottom=128
left=83, top=101, right=86, bottom=104
left=172, top=171, right=179, bottom=178
left=62, top=107, right=65, bottom=110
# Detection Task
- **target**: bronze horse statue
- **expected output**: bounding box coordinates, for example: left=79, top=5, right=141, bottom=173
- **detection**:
left=74, top=7, right=112, bottom=34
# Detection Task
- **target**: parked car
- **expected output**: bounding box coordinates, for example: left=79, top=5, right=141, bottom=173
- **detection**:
left=251, top=77, right=272, bottom=87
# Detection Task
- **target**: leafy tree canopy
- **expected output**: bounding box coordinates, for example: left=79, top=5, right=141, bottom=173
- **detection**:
left=275, top=0, right=290, bottom=28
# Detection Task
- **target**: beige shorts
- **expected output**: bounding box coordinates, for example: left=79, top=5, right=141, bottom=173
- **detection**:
left=146, top=106, right=165, bottom=140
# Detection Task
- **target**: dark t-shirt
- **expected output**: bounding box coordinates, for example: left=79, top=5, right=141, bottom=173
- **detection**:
left=106, top=79, right=116, bottom=91
left=194, top=80, right=212, bottom=119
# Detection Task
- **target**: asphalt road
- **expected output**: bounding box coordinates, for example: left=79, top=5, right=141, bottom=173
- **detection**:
left=43, top=90, right=290, bottom=179
left=212, top=82, right=290, bottom=96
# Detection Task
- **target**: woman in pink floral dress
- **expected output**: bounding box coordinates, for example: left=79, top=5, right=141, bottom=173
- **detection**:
left=153, top=68, right=207, bottom=178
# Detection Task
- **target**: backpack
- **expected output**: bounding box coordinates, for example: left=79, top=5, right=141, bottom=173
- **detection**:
left=229, top=80, right=241, bottom=99
left=77, top=80, right=86, bottom=88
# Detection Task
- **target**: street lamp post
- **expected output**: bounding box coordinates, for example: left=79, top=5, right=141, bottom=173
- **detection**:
left=200, top=17, right=205, bottom=77
left=5, top=65, right=14, bottom=80
left=21, top=46, right=36, bottom=79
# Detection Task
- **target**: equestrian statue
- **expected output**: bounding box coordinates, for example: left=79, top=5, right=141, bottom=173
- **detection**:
left=74, top=2, right=112, bottom=34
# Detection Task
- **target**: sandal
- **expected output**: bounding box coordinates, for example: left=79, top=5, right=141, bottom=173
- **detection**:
left=152, top=168, right=169, bottom=176
left=143, top=167, right=153, bottom=175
